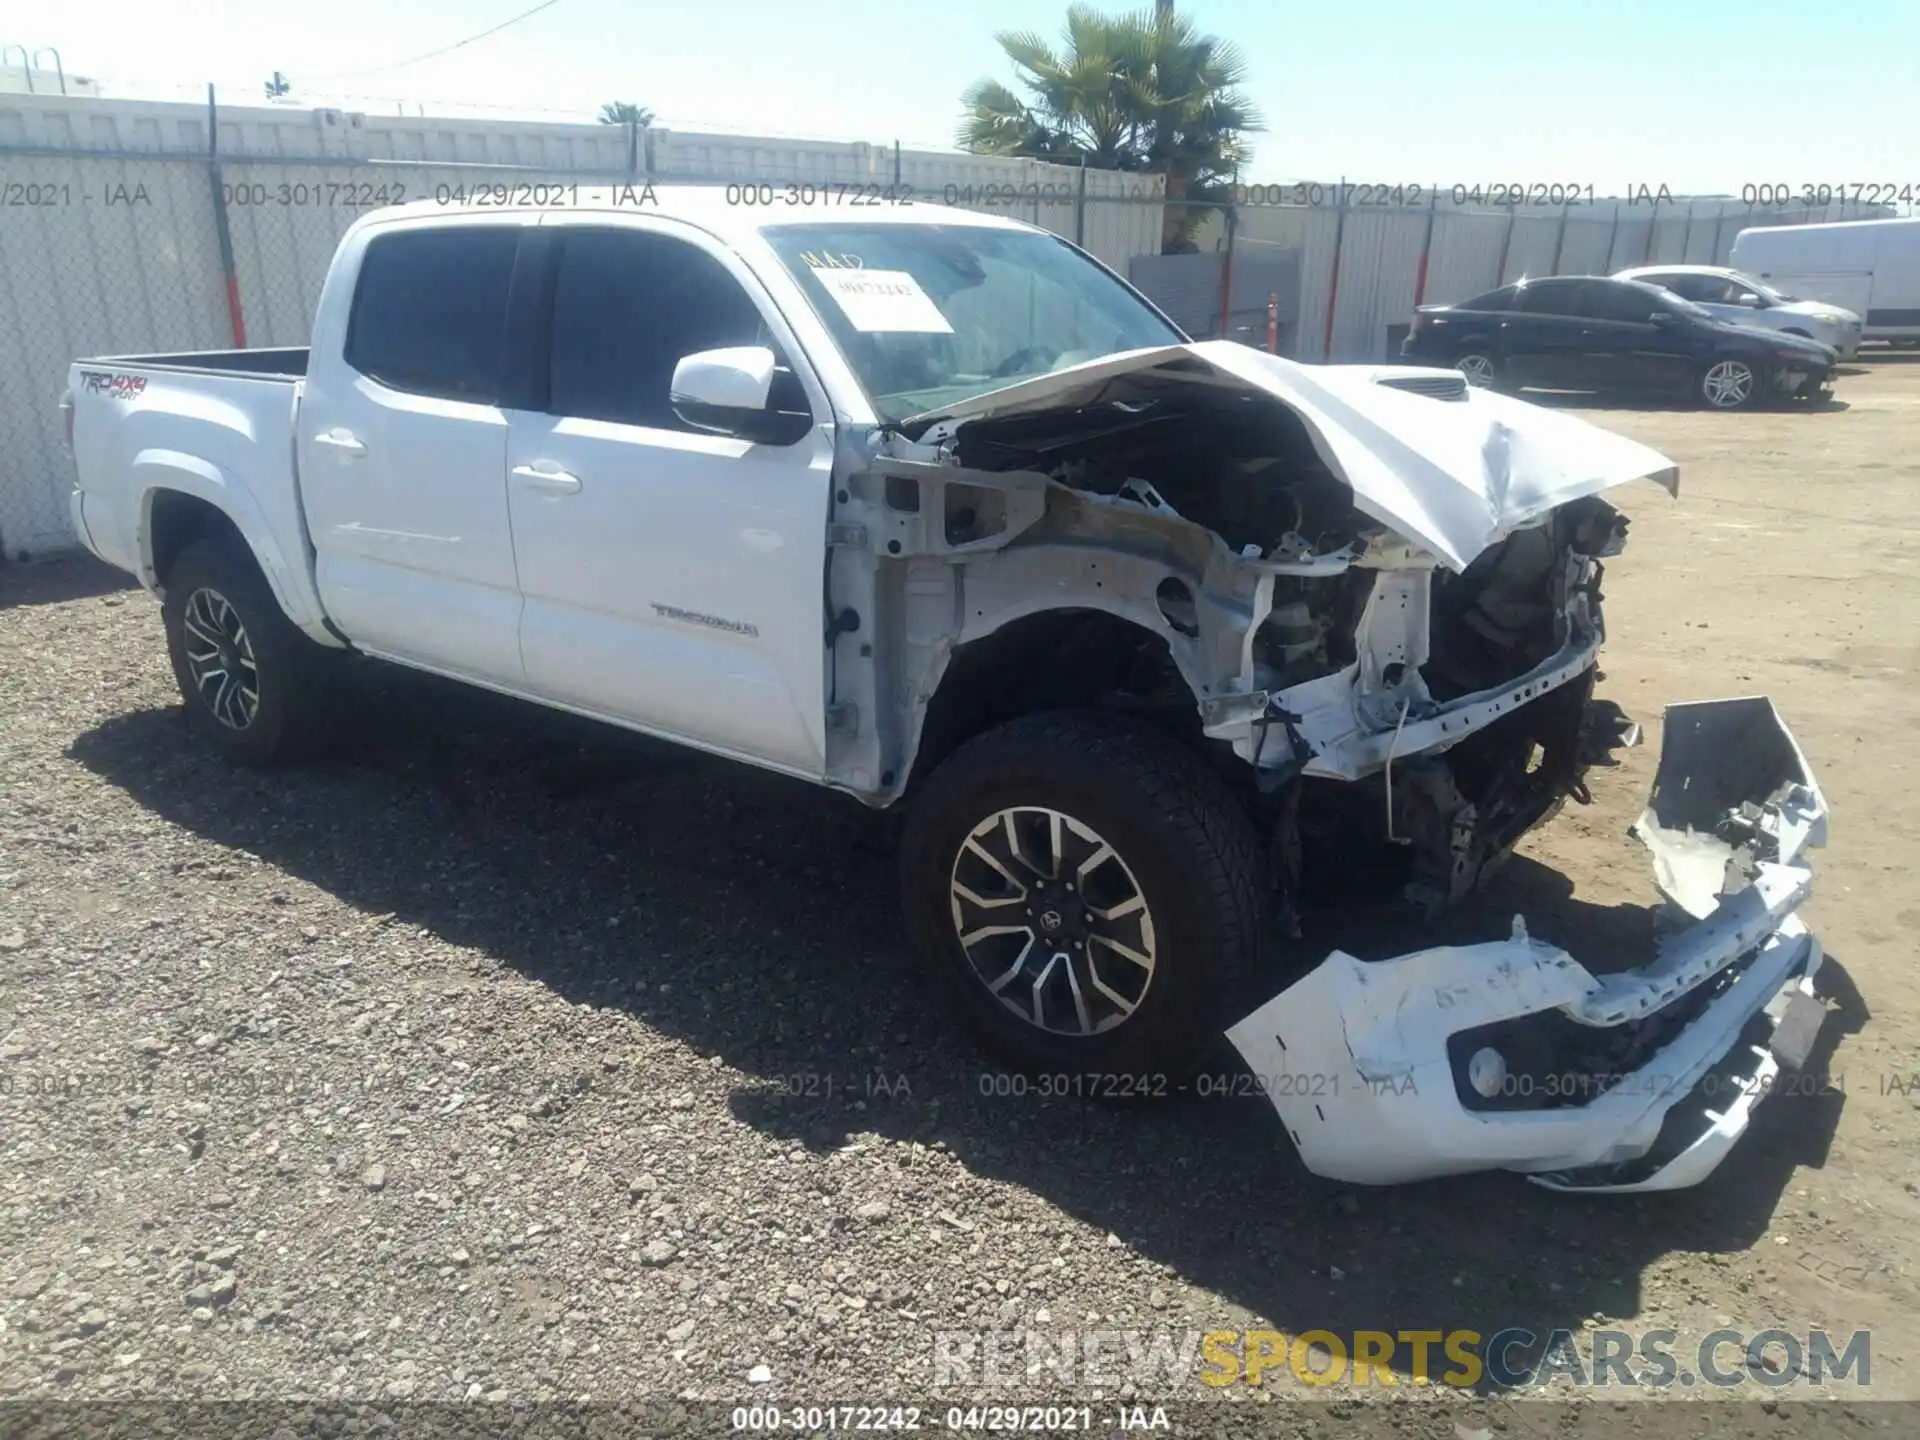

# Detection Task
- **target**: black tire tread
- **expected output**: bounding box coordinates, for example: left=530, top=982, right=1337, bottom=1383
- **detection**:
left=901, top=710, right=1265, bottom=1079
left=162, top=536, right=341, bottom=764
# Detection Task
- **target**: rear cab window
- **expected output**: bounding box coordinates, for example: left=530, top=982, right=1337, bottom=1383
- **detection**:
left=344, top=226, right=521, bottom=402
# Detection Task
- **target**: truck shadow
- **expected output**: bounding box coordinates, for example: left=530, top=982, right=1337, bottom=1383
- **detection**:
left=0, top=553, right=140, bottom=610
left=67, top=660, right=1859, bottom=1387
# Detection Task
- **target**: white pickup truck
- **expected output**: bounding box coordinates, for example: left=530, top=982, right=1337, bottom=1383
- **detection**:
left=65, top=188, right=1830, bottom=1191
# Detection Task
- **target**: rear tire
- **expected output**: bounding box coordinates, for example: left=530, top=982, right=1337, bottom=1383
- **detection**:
left=162, top=537, right=341, bottom=764
left=899, top=712, right=1264, bottom=1083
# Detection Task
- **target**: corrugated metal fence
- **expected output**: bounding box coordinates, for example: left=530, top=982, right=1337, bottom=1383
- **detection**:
left=0, top=90, right=1870, bottom=560
left=0, top=92, right=1163, bottom=559
left=1197, top=194, right=1873, bottom=365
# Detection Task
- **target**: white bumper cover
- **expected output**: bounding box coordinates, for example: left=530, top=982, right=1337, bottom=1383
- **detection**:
left=1227, top=697, right=1829, bottom=1193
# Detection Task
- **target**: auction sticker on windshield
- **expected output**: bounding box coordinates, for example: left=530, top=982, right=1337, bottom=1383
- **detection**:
left=810, top=267, right=954, bottom=333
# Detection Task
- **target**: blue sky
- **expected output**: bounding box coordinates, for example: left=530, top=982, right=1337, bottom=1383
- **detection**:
left=39, top=0, right=1919, bottom=191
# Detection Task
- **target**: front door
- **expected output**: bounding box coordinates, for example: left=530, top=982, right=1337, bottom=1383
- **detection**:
left=505, top=219, right=836, bottom=778
left=1587, top=283, right=1702, bottom=394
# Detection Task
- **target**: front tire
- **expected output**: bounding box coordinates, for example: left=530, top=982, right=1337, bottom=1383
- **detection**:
left=900, top=712, right=1264, bottom=1082
left=1455, top=350, right=1501, bottom=390
left=1699, top=357, right=1762, bottom=409
left=162, top=537, right=339, bottom=764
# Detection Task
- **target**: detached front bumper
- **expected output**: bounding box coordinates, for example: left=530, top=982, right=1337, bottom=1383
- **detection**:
left=1771, top=363, right=1834, bottom=401
left=1227, top=696, right=1829, bottom=1193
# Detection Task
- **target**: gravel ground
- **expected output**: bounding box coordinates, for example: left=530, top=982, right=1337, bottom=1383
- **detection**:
left=3, top=362, right=1919, bottom=1422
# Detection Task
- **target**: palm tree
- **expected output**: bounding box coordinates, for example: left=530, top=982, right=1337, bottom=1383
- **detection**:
left=598, top=102, right=654, bottom=126
left=957, top=3, right=1260, bottom=251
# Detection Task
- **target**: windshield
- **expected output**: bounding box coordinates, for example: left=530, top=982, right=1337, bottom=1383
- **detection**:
left=761, top=222, right=1183, bottom=423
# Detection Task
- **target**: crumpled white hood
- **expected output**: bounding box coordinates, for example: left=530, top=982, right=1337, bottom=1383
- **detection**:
left=905, top=341, right=1680, bottom=572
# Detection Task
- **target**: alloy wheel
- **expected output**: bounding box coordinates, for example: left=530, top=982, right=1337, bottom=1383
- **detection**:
left=1702, top=360, right=1756, bottom=409
left=1456, top=354, right=1496, bottom=387
left=948, top=807, right=1157, bottom=1037
left=181, top=587, right=261, bottom=730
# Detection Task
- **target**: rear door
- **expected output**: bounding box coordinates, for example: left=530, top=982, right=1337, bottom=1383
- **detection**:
left=1867, top=223, right=1920, bottom=337
left=1507, top=280, right=1588, bottom=387
left=299, top=216, right=527, bottom=684
left=504, top=217, right=836, bottom=777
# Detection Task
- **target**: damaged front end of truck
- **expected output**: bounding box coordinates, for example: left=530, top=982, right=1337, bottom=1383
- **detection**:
left=823, top=339, right=1826, bottom=1191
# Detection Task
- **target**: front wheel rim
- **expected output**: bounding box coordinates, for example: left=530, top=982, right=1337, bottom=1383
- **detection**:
left=1457, top=354, right=1496, bottom=386
left=182, top=587, right=260, bottom=730
left=948, top=807, right=1157, bottom=1037
left=1703, top=361, right=1755, bottom=407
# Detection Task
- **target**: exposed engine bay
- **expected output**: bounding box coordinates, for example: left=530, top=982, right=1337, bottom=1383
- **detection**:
left=821, top=341, right=1826, bottom=1190
left=829, top=348, right=1647, bottom=924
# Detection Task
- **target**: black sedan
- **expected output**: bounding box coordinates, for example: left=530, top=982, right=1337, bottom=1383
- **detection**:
left=1401, top=276, right=1836, bottom=409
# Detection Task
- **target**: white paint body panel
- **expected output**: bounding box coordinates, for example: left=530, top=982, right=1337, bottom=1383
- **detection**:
left=1228, top=697, right=1829, bottom=1192
left=505, top=410, right=832, bottom=775
left=62, top=364, right=337, bottom=644
left=298, top=211, right=526, bottom=686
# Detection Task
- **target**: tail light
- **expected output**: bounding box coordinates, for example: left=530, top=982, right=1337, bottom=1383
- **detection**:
left=60, top=392, right=74, bottom=447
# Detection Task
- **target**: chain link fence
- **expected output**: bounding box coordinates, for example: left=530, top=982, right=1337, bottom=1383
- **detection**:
left=0, top=91, right=1165, bottom=562
left=0, top=87, right=1880, bottom=560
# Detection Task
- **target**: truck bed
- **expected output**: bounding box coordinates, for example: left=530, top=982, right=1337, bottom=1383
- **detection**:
left=90, top=347, right=310, bottom=380
left=67, top=349, right=328, bottom=636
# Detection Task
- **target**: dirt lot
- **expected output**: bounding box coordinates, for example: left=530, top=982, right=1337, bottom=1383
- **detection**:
left=2, top=358, right=1918, bottom=1420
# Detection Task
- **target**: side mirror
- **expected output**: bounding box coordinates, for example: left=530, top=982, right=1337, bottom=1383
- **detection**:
left=1737, top=292, right=1767, bottom=308
left=1649, top=309, right=1677, bottom=326
left=670, top=346, right=811, bottom=445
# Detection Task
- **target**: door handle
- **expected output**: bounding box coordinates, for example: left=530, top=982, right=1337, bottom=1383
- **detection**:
left=312, top=429, right=366, bottom=457
left=512, top=463, right=582, bottom=495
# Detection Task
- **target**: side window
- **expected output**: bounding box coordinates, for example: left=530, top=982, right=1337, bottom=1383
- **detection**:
left=1689, top=272, right=1735, bottom=305
left=345, top=227, right=519, bottom=403
left=1459, top=287, right=1513, bottom=312
left=1516, top=281, right=1581, bottom=316
left=548, top=228, right=794, bottom=432
left=1582, top=282, right=1663, bottom=323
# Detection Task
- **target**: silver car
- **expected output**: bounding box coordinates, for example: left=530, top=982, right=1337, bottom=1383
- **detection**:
left=1615, top=264, right=1862, bottom=359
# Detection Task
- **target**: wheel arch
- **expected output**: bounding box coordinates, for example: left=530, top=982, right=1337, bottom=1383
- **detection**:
left=135, top=457, right=338, bottom=645
left=902, top=605, right=1212, bottom=798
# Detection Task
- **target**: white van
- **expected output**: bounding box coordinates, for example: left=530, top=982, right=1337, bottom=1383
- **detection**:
left=1730, top=217, right=1920, bottom=345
